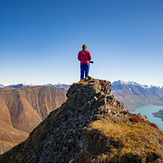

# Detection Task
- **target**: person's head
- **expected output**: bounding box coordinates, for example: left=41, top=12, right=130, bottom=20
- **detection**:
left=82, top=44, right=87, bottom=50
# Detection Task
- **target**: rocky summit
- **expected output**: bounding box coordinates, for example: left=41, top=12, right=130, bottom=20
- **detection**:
left=0, top=77, right=163, bottom=163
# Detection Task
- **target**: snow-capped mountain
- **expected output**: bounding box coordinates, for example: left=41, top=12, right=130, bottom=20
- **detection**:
left=0, top=84, right=5, bottom=88
left=111, top=80, right=163, bottom=110
left=112, top=80, right=162, bottom=90
left=1, top=80, right=162, bottom=111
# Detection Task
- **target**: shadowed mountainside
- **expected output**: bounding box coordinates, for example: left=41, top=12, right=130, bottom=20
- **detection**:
left=0, top=86, right=67, bottom=154
left=1, top=77, right=162, bottom=163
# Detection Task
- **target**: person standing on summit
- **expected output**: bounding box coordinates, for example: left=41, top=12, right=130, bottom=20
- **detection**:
left=78, top=44, right=92, bottom=80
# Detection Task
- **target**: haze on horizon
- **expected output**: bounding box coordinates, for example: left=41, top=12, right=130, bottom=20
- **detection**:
left=0, top=0, right=163, bottom=86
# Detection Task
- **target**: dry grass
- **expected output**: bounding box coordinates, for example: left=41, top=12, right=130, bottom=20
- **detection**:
left=0, top=120, right=28, bottom=154
left=90, top=119, right=163, bottom=159
left=73, top=81, right=90, bottom=87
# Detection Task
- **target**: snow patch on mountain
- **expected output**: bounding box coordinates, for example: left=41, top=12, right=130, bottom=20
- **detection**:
left=112, top=80, right=162, bottom=89
left=0, top=84, right=5, bottom=88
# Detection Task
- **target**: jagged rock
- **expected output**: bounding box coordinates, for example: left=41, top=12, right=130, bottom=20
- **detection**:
left=0, top=77, right=163, bottom=163
left=137, top=113, right=148, bottom=121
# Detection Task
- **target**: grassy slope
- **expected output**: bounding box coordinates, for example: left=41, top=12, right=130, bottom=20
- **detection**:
left=0, top=120, right=28, bottom=154
left=0, top=86, right=67, bottom=154
left=86, top=119, right=163, bottom=161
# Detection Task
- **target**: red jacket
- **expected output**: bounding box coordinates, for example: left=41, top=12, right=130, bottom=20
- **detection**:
left=78, top=50, right=92, bottom=64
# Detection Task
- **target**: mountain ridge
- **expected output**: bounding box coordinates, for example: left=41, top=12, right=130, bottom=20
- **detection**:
left=112, top=80, right=163, bottom=110
left=0, top=86, right=67, bottom=154
left=0, top=84, right=5, bottom=88
left=1, top=77, right=163, bottom=163
left=112, top=80, right=163, bottom=88
left=2, top=80, right=162, bottom=89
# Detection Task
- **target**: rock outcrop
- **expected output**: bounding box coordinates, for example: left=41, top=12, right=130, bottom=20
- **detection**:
left=0, top=77, right=163, bottom=163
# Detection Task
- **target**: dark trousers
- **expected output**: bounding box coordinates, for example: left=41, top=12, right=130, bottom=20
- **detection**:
left=80, top=63, right=90, bottom=80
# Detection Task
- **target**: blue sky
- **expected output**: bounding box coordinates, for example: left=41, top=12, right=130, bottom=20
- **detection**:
left=0, top=0, right=163, bottom=86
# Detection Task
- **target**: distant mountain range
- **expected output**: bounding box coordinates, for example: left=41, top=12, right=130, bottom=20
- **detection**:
left=0, top=84, right=5, bottom=88
left=0, top=84, right=24, bottom=88
left=43, top=84, right=70, bottom=91
left=44, top=80, right=163, bottom=110
left=0, top=83, right=71, bottom=90
left=111, top=80, right=163, bottom=110
left=0, top=86, right=67, bottom=154
left=6, top=84, right=24, bottom=88
left=1, top=81, right=163, bottom=111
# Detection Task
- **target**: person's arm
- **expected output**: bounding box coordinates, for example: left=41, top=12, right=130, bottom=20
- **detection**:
left=88, top=51, right=92, bottom=60
left=78, top=52, right=81, bottom=61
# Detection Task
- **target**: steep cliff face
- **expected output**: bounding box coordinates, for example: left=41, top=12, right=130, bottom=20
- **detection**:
left=0, top=77, right=163, bottom=163
left=0, top=86, right=67, bottom=154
